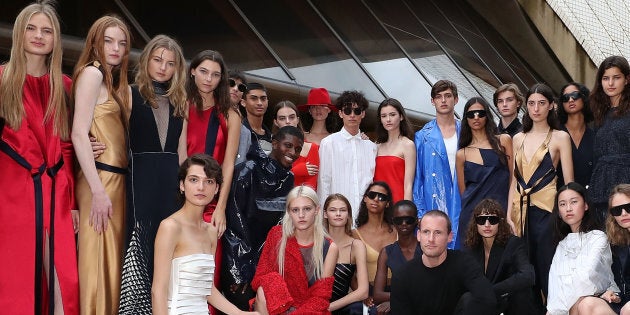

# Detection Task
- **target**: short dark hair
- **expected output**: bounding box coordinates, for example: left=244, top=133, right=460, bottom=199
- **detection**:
left=335, top=90, right=368, bottom=110
left=431, top=80, right=458, bottom=99
left=228, top=69, right=247, bottom=84
left=177, top=154, right=223, bottom=203
left=393, top=200, right=418, bottom=216
left=273, top=125, right=304, bottom=143
left=244, top=82, right=267, bottom=97
left=420, top=210, right=452, bottom=233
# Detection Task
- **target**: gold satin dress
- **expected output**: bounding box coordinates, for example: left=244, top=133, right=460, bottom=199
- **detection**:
left=76, top=89, right=127, bottom=315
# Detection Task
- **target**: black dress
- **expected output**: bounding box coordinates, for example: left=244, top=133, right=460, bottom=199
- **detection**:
left=118, top=83, right=183, bottom=314
left=556, top=124, right=594, bottom=189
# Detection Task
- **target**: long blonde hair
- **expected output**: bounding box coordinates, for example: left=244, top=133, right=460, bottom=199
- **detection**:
left=135, top=34, right=186, bottom=118
left=607, top=184, right=630, bottom=246
left=278, top=185, right=328, bottom=279
left=72, top=15, right=131, bottom=115
left=0, top=1, right=69, bottom=138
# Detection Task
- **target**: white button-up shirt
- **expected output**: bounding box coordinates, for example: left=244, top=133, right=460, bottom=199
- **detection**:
left=318, top=127, right=377, bottom=225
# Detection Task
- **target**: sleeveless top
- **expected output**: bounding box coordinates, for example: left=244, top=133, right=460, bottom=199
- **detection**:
left=354, top=229, right=391, bottom=283
left=332, top=239, right=357, bottom=302
left=373, top=155, right=405, bottom=203
left=385, top=241, right=422, bottom=275
left=511, top=130, right=557, bottom=236
left=187, top=104, right=228, bottom=164
left=168, top=254, right=214, bottom=315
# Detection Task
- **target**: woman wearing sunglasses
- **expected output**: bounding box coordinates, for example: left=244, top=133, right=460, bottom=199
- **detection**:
left=463, top=199, right=534, bottom=315
left=272, top=100, right=320, bottom=190
left=228, top=70, right=247, bottom=111
left=556, top=83, right=594, bottom=190
left=323, top=194, right=369, bottom=314
left=547, top=182, right=618, bottom=315
left=606, top=184, right=630, bottom=314
left=373, top=98, right=416, bottom=204
left=373, top=200, right=422, bottom=315
left=455, top=97, right=512, bottom=248
left=352, top=182, right=397, bottom=312
left=185, top=50, right=241, bottom=311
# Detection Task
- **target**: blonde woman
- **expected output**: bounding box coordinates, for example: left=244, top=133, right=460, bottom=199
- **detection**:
left=118, top=34, right=188, bottom=313
left=323, top=194, right=369, bottom=314
left=71, top=15, right=131, bottom=314
left=0, top=2, right=78, bottom=313
left=252, top=185, right=339, bottom=314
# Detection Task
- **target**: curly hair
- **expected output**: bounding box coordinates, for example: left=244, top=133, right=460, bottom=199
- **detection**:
left=590, top=56, right=630, bottom=126
left=551, top=182, right=601, bottom=248
left=335, top=90, right=368, bottom=111
left=557, top=82, right=593, bottom=125
left=355, top=181, right=394, bottom=232
left=606, top=184, right=630, bottom=246
left=463, top=199, right=511, bottom=249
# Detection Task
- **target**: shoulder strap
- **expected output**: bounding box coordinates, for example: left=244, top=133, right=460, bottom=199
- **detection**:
left=204, top=107, right=220, bottom=157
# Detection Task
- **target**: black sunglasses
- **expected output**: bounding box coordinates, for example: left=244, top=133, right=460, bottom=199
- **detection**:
left=229, top=78, right=247, bottom=93
left=393, top=216, right=417, bottom=226
left=365, top=191, right=389, bottom=202
left=610, top=203, right=630, bottom=217
left=475, top=215, right=500, bottom=225
left=465, top=109, right=487, bottom=119
left=342, top=106, right=364, bottom=116
left=560, top=91, right=582, bottom=103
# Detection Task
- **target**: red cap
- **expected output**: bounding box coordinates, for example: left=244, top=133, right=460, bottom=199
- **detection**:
left=298, top=88, right=337, bottom=112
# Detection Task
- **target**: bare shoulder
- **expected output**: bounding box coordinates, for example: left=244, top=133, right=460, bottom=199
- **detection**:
left=158, top=216, right=182, bottom=236
left=352, top=238, right=367, bottom=256
left=498, top=134, right=512, bottom=146
left=552, top=129, right=570, bottom=141
left=76, top=65, right=104, bottom=82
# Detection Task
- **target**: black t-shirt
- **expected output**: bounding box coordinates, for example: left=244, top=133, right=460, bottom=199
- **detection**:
left=391, top=250, right=496, bottom=315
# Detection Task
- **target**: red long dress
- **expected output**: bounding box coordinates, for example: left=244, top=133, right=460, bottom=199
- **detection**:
left=187, top=104, right=228, bottom=314
left=0, top=71, right=78, bottom=315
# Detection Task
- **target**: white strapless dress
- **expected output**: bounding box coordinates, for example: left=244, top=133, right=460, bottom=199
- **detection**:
left=168, top=253, right=215, bottom=315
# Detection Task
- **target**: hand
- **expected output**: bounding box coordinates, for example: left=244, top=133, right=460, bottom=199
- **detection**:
left=212, top=207, right=226, bottom=238
left=600, top=290, right=621, bottom=303
left=71, top=210, right=80, bottom=234
left=90, top=136, right=106, bottom=159
left=360, top=132, right=369, bottom=140
left=306, top=163, right=319, bottom=176
left=376, top=301, right=391, bottom=315
left=89, top=191, right=112, bottom=233
left=363, top=296, right=374, bottom=308
left=230, top=283, right=249, bottom=294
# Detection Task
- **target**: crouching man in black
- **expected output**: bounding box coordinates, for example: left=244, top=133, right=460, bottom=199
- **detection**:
left=391, top=210, right=497, bottom=315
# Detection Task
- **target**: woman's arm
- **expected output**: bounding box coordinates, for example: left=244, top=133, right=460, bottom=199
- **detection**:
left=177, top=118, right=188, bottom=165
left=212, top=108, right=241, bottom=237
left=372, top=247, right=389, bottom=304
left=500, top=134, right=514, bottom=179
left=506, top=133, right=522, bottom=235
left=402, top=139, right=416, bottom=201
left=151, top=219, right=179, bottom=315
left=71, top=66, right=110, bottom=233
left=330, top=241, right=368, bottom=311
left=555, top=131, right=574, bottom=184
left=492, top=237, right=535, bottom=295
left=455, top=149, right=466, bottom=195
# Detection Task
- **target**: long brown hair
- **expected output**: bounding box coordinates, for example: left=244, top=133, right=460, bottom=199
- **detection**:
left=135, top=35, right=186, bottom=118
left=606, top=184, right=630, bottom=246
left=590, top=56, right=630, bottom=126
left=72, top=15, right=131, bottom=116
left=463, top=199, right=511, bottom=249
left=323, top=193, right=353, bottom=236
left=0, top=1, right=69, bottom=138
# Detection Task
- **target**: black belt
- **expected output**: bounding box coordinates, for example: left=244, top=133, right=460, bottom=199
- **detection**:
left=95, top=161, right=128, bottom=174
left=0, top=139, right=63, bottom=315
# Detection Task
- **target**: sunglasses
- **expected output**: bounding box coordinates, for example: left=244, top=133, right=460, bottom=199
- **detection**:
left=365, top=191, right=389, bottom=202
left=610, top=203, right=630, bottom=217
left=342, top=106, right=364, bottom=116
left=392, top=216, right=417, bottom=226
left=229, top=78, right=247, bottom=93
left=465, top=109, right=487, bottom=119
left=475, top=215, right=500, bottom=225
left=560, top=91, right=582, bottom=103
